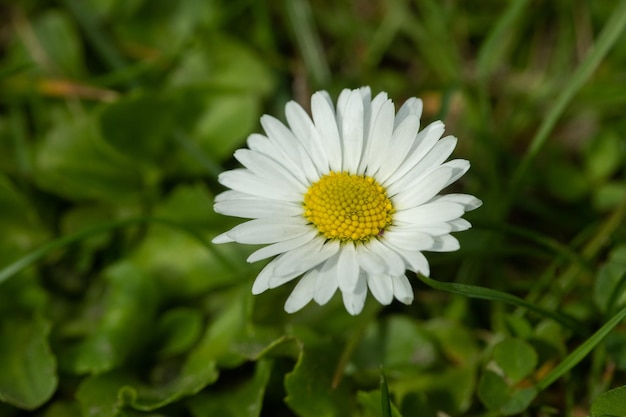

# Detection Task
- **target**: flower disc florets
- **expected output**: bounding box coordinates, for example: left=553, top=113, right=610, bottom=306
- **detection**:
left=304, top=171, right=393, bottom=242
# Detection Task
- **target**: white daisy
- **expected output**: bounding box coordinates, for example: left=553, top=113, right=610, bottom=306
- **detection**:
left=212, top=87, right=482, bottom=315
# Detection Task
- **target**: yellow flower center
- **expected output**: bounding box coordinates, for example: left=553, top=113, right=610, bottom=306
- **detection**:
left=303, top=171, right=394, bottom=242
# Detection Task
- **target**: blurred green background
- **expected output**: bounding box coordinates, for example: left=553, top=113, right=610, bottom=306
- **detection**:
left=1, top=0, right=626, bottom=416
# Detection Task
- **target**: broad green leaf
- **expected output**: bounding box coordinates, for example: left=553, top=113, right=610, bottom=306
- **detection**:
left=357, top=390, right=404, bottom=417
left=383, top=318, right=479, bottom=416
left=503, top=314, right=533, bottom=339
left=32, top=10, right=85, bottom=77
left=184, top=288, right=249, bottom=370
left=477, top=370, right=536, bottom=415
left=76, top=344, right=219, bottom=415
left=82, top=290, right=248, bottom=413
left=352, top=315, right=438, bottom=378
left=75, top=304, right=230, bottom=416
left=0, top=175, right=49, bottom=265
left=0, top=316, right=57, bottom=410
left=284, top=328, right=352, bottom=417
left=130, top=184, right=248, bottom=298
left=585, top=131, right=624, bottom=182
left=593, top=181, right=626, bottom=211
left=59, top=262, right=159, bottom=374
left=154, top=308, right=203, bottom=358
left=605, top=331, right=626, bottom=371
left=111, top=0, right=221, bottom=56
left=99, top=93, right=174, bottom=163
left=533, top=320, right=567, bottom=358
left=492, top=338, right=537, bottom=383
left=383, top=316, right=438, bottom=374
left=41, top=400, right=82, bottom=417
left=76, top=371, right=131, bottom=417
left=34, top=114, right=147, bottom=203
left=594, top=246, right=626, bottom=314
left=544, top=159, right=590, bottom=202
left=186, top=359, right=272, bottom=417
left=167, top=36, right=274, bottom=94
left=591, top=385, right=626, bottom=417
left=191, top=93, right=260, bottom=161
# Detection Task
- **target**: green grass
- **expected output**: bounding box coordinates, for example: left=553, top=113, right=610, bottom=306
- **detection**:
left=1, top=0, right=626, bottom=416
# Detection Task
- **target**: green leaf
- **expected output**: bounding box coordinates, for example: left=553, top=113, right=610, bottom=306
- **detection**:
left=32, top=10, right=85, bottom=76
left=605, top=331, right=626, bottom=372
left=130, top=184, right=246, bottom=298
left=591, top=385, right=626, bottom=417
left=0, top=174, right=49, bottom=264
left=594, top=264, right=626, bottom=315
left=75, top=315, right=227, bottom=415
left=0, top=316, right=57, bottom=410
left=284, top=328, right=352, bottom=417
left=154, top=308, right=203, bottom=359
left=191, top=93, right=260, bottom=162
left=585, top=131, right=625, bottom=182
left=352, top=315, right=438, bottom=378
left=187, top=359, right=272, bottom=417
left=544, top=159, right=590, bottom=202
left=184, top=288, right=249, bottom=370
left=34, top=113, right=147, bottom=203
left=492, top=338, right=538, bottom=383
left=99, top=93, right=174, bottom=163
left=59, top=262, right=160, bottom=374
left=477, top=370, right=537, bottom=415
left=357, top=389, right=404, bottom=417
left=167, top=35, right=274, bottom=94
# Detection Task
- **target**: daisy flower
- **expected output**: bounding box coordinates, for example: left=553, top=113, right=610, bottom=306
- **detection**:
left=212, top=87, right=481, bottom=315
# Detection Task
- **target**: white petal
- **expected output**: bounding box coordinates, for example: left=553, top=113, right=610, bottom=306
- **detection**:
left=413, top=223, right=453, bottom=236
left=375, top=114, right=421, bottom=183
left=393, top=202, right=465, bottom=226
left=392, top=166, right=455, bottom=210
left=251, top=260, right=276, bottom=294
left=246, top=131, right=308, bottom=185
left=355, top=244, right=386, bottom=275
left=382, top=239, right=431, bottom=276
left=338, top=90, right=365, bottom=173
left=222, top=217, right=310, bottom=244
left=432, top=193, right=483, bottom=211
left=311, top=91, right=342, bottom=172
left=341, top=273, right=367, bottom=315
left=387, top=135, right=457, bottom=194
left=382, top=229, right=434, bottom=251
left=383, top=121, right=444, bottom=186
left=391, top=274, right=414, bottom=304
left=212, top=231, right=234, bottom=244
left=218, top=169, right=301, bottom=202
left=273, top=239, right=340, bottom=278
left=366, top=238, right=406, bottom=276
left=214, top=199, right=303, bottom=219
left=314, top=254, right=340, bottom=304
left=247, top=230, right=318, bottom=263
left=367, top=273, right=394, bottom=305
left=261, top=115, right=319, bottom=182
left=358, top=86, right=372, bottom=101
left=234, top=149, right=307, bottom=191
left=363, top=99, right=394, bottom=177
left=284, top=271, right=316, bottom=313
left=337, top=243, right=360, bottom=292
left=440, top=159, right=470, bottom=188
left=448, top=218, right=472, bottom=231
left=429, top=235, right=460, bottom=252
left=358, top=92, right=389, bottom=173
left=394, top=97, right=423, bottom=128
left=285, top=101, right=330, bottom=174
